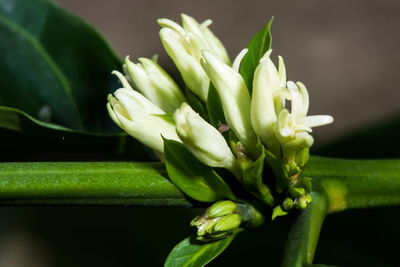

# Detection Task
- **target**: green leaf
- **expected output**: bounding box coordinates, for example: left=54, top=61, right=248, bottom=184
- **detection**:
left=164, top=139, right=237, bottom=202
left=206, top=83, right=227, bottom=129
left=0, top=0, right=121, bottom=132
left=240, top=18, right=273, bottom=94
left=185, top=86, right=208, bottom=120
left=0, top=106, right=151, bottom=159
left=165, top=235, right=237, bottom=267
left=242, top=149, right=274, bottom=206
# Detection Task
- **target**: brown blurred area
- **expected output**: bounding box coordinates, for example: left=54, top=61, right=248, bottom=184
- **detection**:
left=55, top=0, right=400, bottom=145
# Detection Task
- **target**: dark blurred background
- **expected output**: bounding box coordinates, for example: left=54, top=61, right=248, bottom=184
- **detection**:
left=57, top=0, right=400, bottom=145
left=0, top=1, right=399, bottom=266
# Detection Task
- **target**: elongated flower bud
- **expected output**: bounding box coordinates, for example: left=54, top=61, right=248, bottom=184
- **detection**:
left=107, top=71, right=180, bottom=153
left=124, top=56, right=185, bottom=113
left=174, top=103, right=237, bottom=171
left=201, top=50, right=258, bottom=157
left=251, top=49, right=288, bottom=157
left=158, top=14, right=230, bottom=101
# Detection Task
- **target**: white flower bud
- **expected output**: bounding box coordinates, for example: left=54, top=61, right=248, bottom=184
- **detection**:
left=251, top=49, right=288, bottom=157
left=201, top=50, right=258, bottom=156
left=124, top=56, right=185, bottom=113
left=174, top=103, right=237, bottom=171
left=107, top=71, right=180, bottom=153
left=158, top=14, right=230, bottom=101
left=159, top=27, right=210, bottom=101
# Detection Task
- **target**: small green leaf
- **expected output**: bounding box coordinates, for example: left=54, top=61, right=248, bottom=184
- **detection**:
left=165, top=235, right=237, bottom=267
left=242, top=149, right=274, bottom=206
left=206, top=83, right=227, bottom=129
left=272, top=205, right=288, bottom=220
left=164, top=139, right=237, bottom=202
left=0, top=106, right=151, bottom=159
left=240, top=18, right=273, bottom=94
left=185, top=86, right=208, bottom=120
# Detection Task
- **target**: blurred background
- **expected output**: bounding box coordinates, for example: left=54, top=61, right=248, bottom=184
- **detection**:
left=57, top=0, right=400, bottom=145
left=0, top=0, right=399, bottom=266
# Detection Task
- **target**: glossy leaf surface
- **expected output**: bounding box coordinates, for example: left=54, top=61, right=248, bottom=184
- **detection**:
left=164, top=139, right=236, bottom=203
left=240, top=18, right=273, bottom=94
left=0, top=0, right=121, bottom=132
left=165, top=235, right=236, bottom=267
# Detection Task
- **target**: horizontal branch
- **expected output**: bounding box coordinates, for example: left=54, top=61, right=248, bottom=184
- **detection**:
left=305, top=156, right=400, bottom=213
left=0, top=161, right=194, bottom=207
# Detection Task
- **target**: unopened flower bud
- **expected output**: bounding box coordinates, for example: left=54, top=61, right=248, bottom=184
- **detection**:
left=295, top=196, right=308, bottom=210
left=107, top=71, right=180, bottom=153
left=158, top=14, right=230, bottom=101
left=289, top=187, right=306, bottom=198
left=192, top=201, right=263, bottom=241
left=174, top=103, right=237, bottom=172
left=206, top=200, right=237, bottom=218
left=124, top=56, right=185, bottom=112
left=201, top=50, right=258, bottom=156
left=282, top=198, right=294, bottom=211
left=213, top=214, right=241, bottom=232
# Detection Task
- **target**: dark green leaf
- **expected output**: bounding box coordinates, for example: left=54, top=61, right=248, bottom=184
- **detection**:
left=240, top=18, right=273, bottom=94
left=164, top=139, right=236, bottom=202
left=165, top=235, right=236, bottom=267
left=0, top=0, right=121, bottom=132
left=0, top=106, right=151, bottom=160
left=242, top=149, right=274, bottom=206
left=206, top=83, right=227, bottom=129
left=185, top=86, right=208, bottom=120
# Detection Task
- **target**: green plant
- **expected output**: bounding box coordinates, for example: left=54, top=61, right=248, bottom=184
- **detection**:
left=0, top=1, right=399, bottom=266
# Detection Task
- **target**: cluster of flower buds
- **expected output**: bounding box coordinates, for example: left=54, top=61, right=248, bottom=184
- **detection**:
left=191, top=200, right=263, bottom=241
left=107, top=13, right=334, bottom=223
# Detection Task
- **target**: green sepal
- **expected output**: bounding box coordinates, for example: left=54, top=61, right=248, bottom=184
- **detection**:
left=152, top=113, right=175, bottom=124
left=240, top=17, right=273, bottom=94
left=163, top=138, right=237, bottom=202
left=165, top=234, right=238, bottom=267
left=264, top=149, right=291, bottom=193
left=242, top=147, right=274, bottom=206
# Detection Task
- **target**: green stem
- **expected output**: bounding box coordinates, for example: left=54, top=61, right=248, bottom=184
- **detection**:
left=0, top=162, right=193, bottom=206
left=281, top=192, right=328, bottom=267
left=281, top=156, right=400, bottom=267
left=306, top=156, right=400, bottom=212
